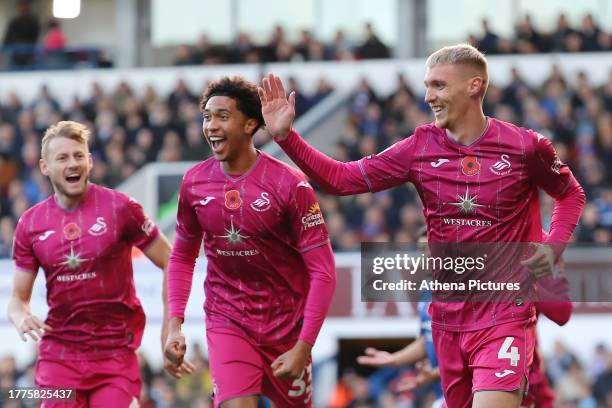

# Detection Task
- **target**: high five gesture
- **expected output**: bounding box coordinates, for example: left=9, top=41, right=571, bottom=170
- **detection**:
left=258, top=73, right=295, bottom=140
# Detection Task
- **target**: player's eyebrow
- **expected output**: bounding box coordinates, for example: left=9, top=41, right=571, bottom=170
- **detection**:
left=204, top=108, right=231, bottom=112
left=424, top=79, right=446, bottom=87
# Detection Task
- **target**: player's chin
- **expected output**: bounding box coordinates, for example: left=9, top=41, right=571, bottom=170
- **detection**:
left=433, top=117, right=447, bottom=128
left=63, top=180, right=88, bottom=196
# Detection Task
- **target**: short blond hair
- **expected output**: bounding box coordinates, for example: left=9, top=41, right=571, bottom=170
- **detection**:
left=426, top=44, right=489, bottom=97
left=41, top=121, right=90, bottom=159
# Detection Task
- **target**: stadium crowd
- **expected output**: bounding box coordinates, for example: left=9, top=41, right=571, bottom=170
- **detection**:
left=172, top=23, right=391, bottom=66
left=0, top=65, right=611, bottom=257
left=470, top=14, right=612, bottom=55
left=173, top=13, right=612, bottom=67
left=0, top=340, right=610, bottom=407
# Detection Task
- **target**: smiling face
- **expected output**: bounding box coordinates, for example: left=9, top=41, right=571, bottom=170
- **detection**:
left=424, top=63, right=485, bottom=130
left=202, top=95, right=257, bottom=163
left=40, top=136, right=92, bottom=202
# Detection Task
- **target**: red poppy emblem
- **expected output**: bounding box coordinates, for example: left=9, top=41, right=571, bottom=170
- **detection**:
left=63, top=223, right=81, bottom=240
left=461, top=156, right=480, bottom=176
left=225, top=190, right=242, bottom=209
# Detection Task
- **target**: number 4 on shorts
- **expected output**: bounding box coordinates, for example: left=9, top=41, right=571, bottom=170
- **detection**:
left=498, top=336, right=520, bottom=367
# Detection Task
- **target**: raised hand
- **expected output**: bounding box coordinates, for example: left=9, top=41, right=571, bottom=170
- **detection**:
left=356, top=347, right=396, bottom=367
left=258, top=73, right=296, bottom=141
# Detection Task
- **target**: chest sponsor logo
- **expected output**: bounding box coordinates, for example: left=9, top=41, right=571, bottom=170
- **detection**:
left=216, top=218, right=250, bottom=245
left=38, top=230, right=56, bottom=241
left=214, top=218, right=259, bottom=257
left=199, top=196, right=215, bottom=206
left=302, top=203, right=324, bottom=230
left=490, top=154, right=512, bottom=176
left=250, top=192, right=271, bottom=212
left=88, top=217, right=107, bottom=236
left=461, top=156, right=480, bottom=176
left=443, top=185, right=492, bottom=227
left=55, top=242, right=90, bottom=270
left=447, top=185, right=486, bottom=214
left=225, top=190, right=242, bottom=210
left=63, top=223, right=81, bottom=241
left=430, top=158, right=450, bottom=168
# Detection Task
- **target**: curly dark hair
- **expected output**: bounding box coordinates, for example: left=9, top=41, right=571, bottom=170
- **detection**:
left=200, top=76, right=264, bottom=135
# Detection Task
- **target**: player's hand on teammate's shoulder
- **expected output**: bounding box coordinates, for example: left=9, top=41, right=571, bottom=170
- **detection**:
left=520, top=242, right=556, bottom=278
left=356, top=347, right=396, bottom=367
left=271, top=339, right=311, bottom=380
left=15, top=313, right=51, bottom=342
left=258, top=73, right=295, bottom=141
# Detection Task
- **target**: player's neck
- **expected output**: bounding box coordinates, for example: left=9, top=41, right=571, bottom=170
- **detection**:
left=54, top=191, right=86, bottom=210
left=53, top=183, right=90, bottom=210
left=445, top=111, right=488, bottom=146
left=222, top=145, right=259, bottom=176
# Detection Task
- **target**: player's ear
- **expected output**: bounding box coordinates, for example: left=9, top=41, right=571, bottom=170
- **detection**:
left=468, top=76, right=484, bottom=98
left=39, top=158, right=49, bottom=176
left=244, top=118, right=258, bottom=136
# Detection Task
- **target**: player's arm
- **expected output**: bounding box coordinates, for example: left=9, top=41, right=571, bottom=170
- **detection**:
left=271, top=182, right=337, bottom=380
left=7, top=269, right=51, bottom=342
left=164, top=176, right=203, bottom=375
left=522, top=133, right=586, bottom=277
left=142, top=234, right=172, bottom=348
left=123, top=195, right=195, bottom=379
left=272, top=242, right=336, bottom=380
left=357, top=337, right=427, bottom=368
left=259, top=73, right=413, bottom=195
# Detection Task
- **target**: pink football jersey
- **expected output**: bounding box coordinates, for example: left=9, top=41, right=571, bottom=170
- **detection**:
left=13, top=183, right=159, bottom=359
left=175, top=152, right=330, bottom=345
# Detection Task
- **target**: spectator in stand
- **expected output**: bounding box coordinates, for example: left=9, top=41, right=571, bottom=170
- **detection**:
left=42, top=18, right=66, bottom=50
left=477, top=18, right=499, bottom=55
left=356, top=23, right=390, bottom=59
left=552, top=14, right=577, bottom=52
left=580, top=14, right=602, bottom=52
left=3, top=0, right=40, bottom=66
left=515, top=14, right=546, bottom=53
left=173, top=45, right=195, bottom=66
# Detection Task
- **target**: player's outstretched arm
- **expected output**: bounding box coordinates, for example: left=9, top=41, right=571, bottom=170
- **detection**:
left=144, top=234, right=194, bottom=379
left=357, top=337, right=427, bottom=368
left=259, top=73, right=372, bottom=196
left=7, top=269, right=51, bottom=342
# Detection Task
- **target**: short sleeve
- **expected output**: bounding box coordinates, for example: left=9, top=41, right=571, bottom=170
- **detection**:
left=287, top=180, right=329, bottom=253
left=123, top=197, right=160, bottom=250
left=12, top=215, right=39, bottom=273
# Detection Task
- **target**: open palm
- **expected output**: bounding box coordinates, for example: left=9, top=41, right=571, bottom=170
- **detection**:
left=356, top=347, right=394, bottom=367
left=258, top=73, right=296, bottom=141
